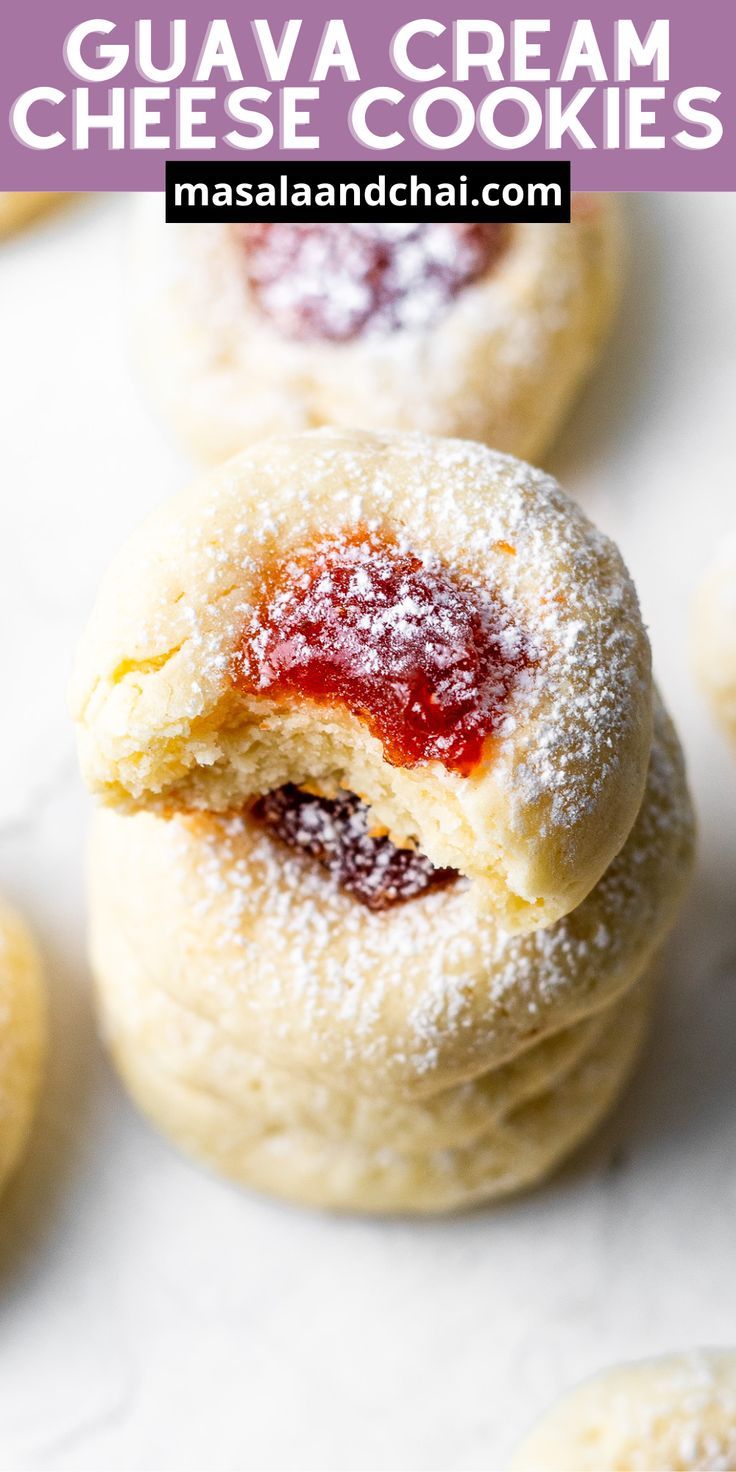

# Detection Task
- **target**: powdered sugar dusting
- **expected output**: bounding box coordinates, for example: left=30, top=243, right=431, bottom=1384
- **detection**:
left=233, top=526, right=534, bottom=773
left=147, top=699, right=690, bottom=1089
left=134, top=200, right=610, bottom=455
left=75, top=430, right=653, bottom=931
left=180, top=435, right=646, bottom=834
left=235, top=222, right=508, bottom=341
left=553, top=1353, right=736, bottom=1472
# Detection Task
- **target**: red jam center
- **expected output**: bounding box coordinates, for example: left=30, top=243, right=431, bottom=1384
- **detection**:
left=235, top=222, right=508, bottom=342
left=252, top=785, right=457, bottom=911
left=232, top=530, right=532, bottom=775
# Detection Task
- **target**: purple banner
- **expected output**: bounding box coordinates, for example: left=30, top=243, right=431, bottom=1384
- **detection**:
left=1, top=1, right=733, bottom=190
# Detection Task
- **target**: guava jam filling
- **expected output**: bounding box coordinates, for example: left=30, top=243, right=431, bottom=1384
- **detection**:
left=252, top=785, right=458, bottom=911
left=234, top=222, right=508, bottom=342
left=232, top=529, right=533, bottom=775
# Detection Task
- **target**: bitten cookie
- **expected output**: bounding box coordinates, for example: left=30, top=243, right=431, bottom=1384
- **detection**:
left=131, top=197, right=620, bottom=463
left=695, top=540, right=736, bottom=748
left=0, top=899, right=46, bottom=1191
left=72, top=429, right=652, bottom=933
left=509, top=1350, right=736, bottom=1472
left=87, top=698, right=693, bottom=1100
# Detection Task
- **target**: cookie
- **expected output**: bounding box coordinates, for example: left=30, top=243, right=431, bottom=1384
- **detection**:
left=695, top=540, right=736, bottom=749
left=131, top=198, right=620, bottom=463
left=87, top=696, right=692, bottom=1100
left=0, top=899, right=46, bottom=1191
left=72, top=429, right=652, bottom=932
left=0, top=191, right=70, bottom=236
left=510, top=1350, right=736, bottom=1472
left=92, top=891, right=654, bottom=1212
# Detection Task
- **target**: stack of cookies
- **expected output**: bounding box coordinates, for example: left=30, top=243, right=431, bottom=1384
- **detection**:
left=72, top=430, right=693, bottom=1212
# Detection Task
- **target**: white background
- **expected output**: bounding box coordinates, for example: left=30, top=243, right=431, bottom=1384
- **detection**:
left=0, top=194, right=735, bottom=1472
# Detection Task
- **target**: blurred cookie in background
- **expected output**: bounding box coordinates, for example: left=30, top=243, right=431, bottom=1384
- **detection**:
left=509, top=1350, right=736, bottom=1472
left=0, top=192, right=74, bottom=237
left=0, top=898, right=46, bottom=1193
left=130, top=198, right=621, bottom=464
left=695, top=539, right=736, bottom=750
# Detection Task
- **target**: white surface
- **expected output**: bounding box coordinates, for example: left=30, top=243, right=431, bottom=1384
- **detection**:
left=0, top=194, right=735, bottom=1472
